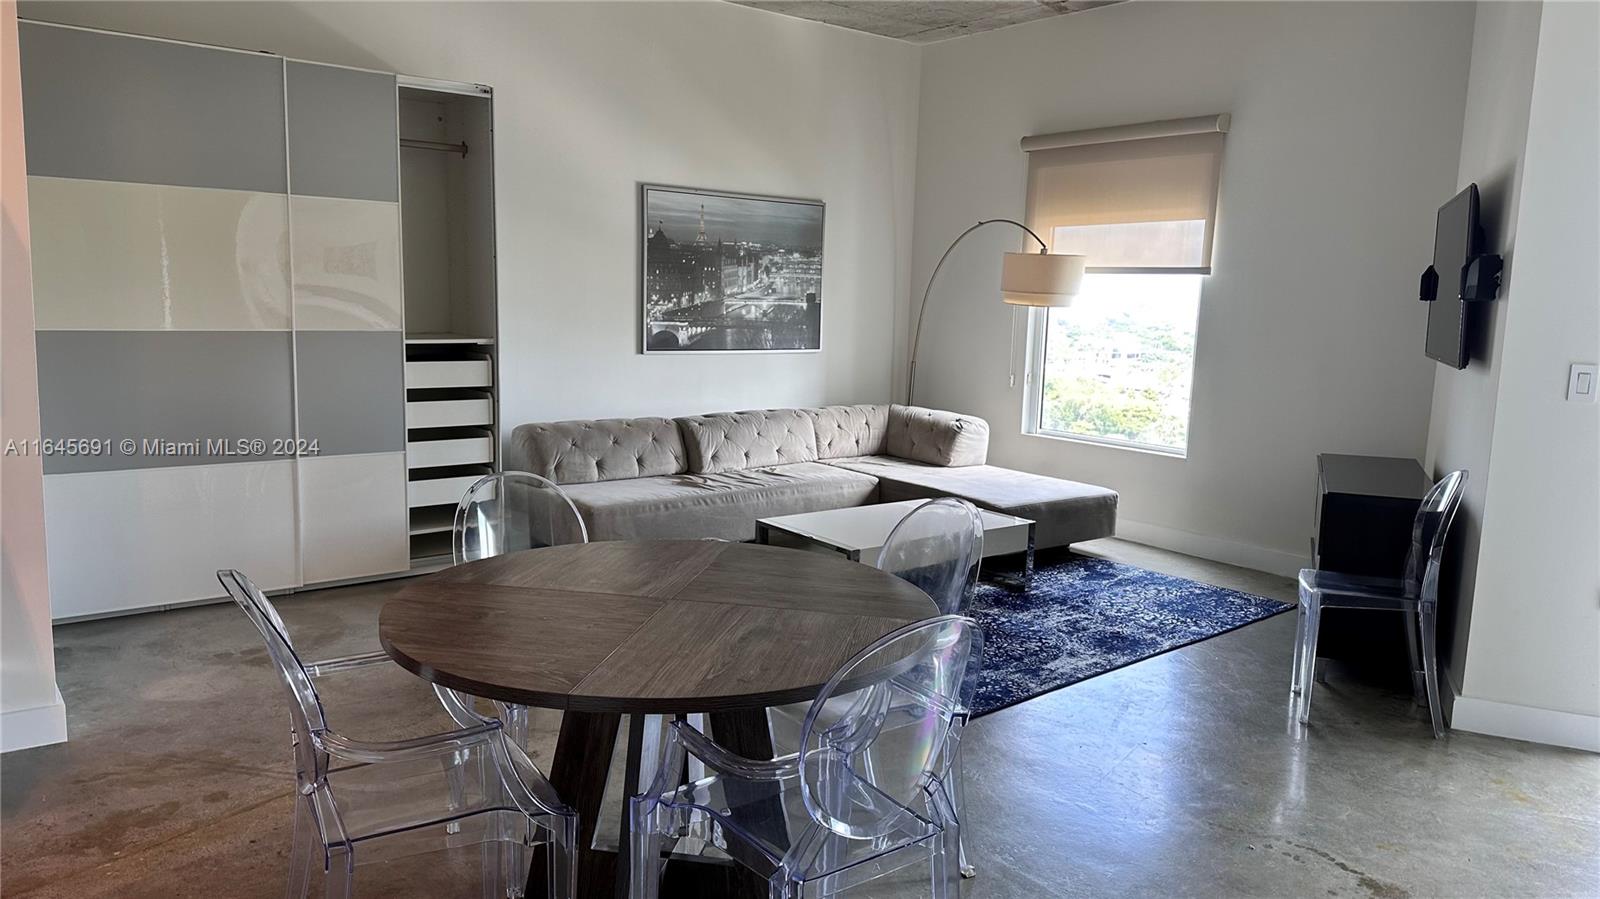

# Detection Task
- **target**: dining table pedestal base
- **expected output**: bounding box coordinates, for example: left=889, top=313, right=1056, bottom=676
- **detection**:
left=526, top=709, right=778, bottom=899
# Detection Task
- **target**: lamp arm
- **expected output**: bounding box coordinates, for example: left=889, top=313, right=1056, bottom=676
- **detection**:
left=907, top=219, right=1049, bottom=405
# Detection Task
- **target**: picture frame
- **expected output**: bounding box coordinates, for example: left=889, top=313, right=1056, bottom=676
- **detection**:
left=640, top=184, right=824, bottom=354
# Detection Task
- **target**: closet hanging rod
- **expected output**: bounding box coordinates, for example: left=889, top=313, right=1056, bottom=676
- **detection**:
left=401, top=137, right=468, bottom=157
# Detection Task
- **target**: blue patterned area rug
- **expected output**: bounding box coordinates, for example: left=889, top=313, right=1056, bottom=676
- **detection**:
left=967, top=552, right=1291, bottom=717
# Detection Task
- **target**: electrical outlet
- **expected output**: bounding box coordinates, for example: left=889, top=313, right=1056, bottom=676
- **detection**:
left=1568, top=363, right=1597, bottom=402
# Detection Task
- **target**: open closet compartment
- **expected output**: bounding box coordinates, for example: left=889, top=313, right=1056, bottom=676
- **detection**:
left=399, top=78, right=499, bottom=568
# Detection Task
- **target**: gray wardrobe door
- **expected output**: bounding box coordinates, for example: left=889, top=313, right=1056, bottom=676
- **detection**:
left=35, top=331, right=296, bottom=475
left=294, top=331, right=406, bottom=456
left=285, top=61, right=399, bottom=202
left=18, top=22, right=287, bottom=192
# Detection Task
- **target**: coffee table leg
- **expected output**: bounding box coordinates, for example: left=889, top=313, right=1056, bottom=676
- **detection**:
left=1025, top=524, right=1036, bottom=587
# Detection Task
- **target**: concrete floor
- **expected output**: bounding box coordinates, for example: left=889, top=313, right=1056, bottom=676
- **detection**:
left=3, top=538, right=1596, bottom=898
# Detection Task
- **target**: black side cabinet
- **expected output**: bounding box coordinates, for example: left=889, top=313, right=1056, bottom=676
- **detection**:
left=1312, top=454, right=1432, bottom=674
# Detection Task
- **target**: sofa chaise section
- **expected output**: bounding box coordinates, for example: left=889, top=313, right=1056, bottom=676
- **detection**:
left=826, top=455, right=1118, bottom=549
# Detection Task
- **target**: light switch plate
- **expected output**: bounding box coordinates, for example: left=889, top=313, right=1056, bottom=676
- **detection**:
left=1568, top=363, right=1598, bottom=402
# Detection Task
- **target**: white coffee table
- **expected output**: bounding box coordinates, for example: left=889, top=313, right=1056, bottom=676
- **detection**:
left=755, top=499, right=1035, bottom=584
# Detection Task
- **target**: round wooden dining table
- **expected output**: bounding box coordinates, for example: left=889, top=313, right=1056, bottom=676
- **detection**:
left=378, top=539, right=938, bottom=899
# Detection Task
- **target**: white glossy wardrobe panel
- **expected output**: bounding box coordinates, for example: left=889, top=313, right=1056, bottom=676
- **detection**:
left=298, top=453, right=409, bottom=584
left=291, top=195, right=404, bottom=330
left=28, top=176, right=290, bottom=330
left=43, top=461, right=298, bottom=620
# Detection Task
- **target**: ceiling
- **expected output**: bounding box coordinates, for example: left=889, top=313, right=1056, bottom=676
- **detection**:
left=730, top=1, right=1124, bottom=44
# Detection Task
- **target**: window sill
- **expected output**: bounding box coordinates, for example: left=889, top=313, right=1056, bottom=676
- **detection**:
left=1021, top=428, right=1188, bottom=460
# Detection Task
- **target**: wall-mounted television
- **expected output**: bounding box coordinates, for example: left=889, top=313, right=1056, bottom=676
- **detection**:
left=1424, top=185, right=1481, bottom=369
left=1421, top=183, right=1499, bottom=369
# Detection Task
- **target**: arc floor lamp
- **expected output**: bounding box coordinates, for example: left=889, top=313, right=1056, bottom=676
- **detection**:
left=906, top=219, right=1086, bottom=405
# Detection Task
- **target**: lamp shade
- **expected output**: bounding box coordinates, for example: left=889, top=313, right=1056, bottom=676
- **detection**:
left=1001, top=252, right=1086, bottom=306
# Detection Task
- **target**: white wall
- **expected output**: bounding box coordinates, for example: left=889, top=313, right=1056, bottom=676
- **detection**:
left=1423, top=0, right=1542, bottom=703
left=1449, top=0, right=1600, bottom=750
left=908, top=1, right=1475, bottom=575
left=1, top=0, right=67, bottom=752
left=23, top=1, right=921, bottom=434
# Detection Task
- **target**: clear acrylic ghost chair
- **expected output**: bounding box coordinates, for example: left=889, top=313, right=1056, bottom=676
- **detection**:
left=878, top=498, right=985, bottom=615
left=631, top=615, right=983, bottom=899
left=1290, top=469, right=1468, bottom=738
left=773, top=498, right=986, bottom=874
left=442, top=471, right=590, bottom=748
left=217, top=570, right=577, bottom=899
left=452, top=471, right=589, bottom=563
left=878, top=497, right=984, bottom=876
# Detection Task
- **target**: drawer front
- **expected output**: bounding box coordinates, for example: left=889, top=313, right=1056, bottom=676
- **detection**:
left=407, top=436, right=494, bottom=469
left=405, top=359, right=492, bottom=389
left=405, top=398, right=493, bottom=429
left=408, top=474, right=483, bottom=508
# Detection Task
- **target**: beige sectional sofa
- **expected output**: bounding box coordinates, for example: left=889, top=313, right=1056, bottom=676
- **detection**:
left=508, top=404, right=1117, bottom=550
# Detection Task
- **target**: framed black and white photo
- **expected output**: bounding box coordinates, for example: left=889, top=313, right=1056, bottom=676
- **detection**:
left=641, top=185, right=824, bottom=353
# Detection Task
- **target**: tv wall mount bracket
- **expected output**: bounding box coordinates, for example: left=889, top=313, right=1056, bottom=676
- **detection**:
left=1420, top=253, right=1503, bottom=303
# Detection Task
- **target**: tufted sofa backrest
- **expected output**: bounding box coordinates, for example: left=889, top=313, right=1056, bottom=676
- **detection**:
left=805, top=404, right=890, bottom=460
left=675, top=409, right=818, bottom=474
left=510, top=417, right=687, bottom=484
left=885, top=404, right=989, bottom=467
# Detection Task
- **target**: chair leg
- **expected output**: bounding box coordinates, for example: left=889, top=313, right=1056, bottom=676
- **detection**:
left=1290, top=593, right=1308, bottom=697
left=951, top=744, right=975, bottom=878
left=444, top=749, right=469, bottom=836
left=929, top=783, right=961, bottom=899
left=482, top=836, right=507, bottom=899
left=487, top=814, right=526, bottom=899
left=1403, top=607, right=1426, bottom=706
left=628, top=799, right=663, bottom=899
left=504, top=837, right=527, bottom=899
left=549, top=812, right=578, bottom=899
left=322, top=845, right=353, bottom=899
left=1297, top=595, right=1322, bottom=725
left=286, top=795, right=316, bottom=899
left=1419, top=606, right=1445, bottom=738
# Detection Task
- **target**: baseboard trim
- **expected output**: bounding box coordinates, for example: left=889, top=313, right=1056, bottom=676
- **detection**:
left=1114, top=518, right=1309, bottom=579
left=1451, top=693, right=1599, bottom=752
left=1, top=688, right=68, bottom=753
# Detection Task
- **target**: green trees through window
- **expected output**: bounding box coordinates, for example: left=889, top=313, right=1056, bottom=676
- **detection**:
left=1037, top=273, right=1202, bottom=453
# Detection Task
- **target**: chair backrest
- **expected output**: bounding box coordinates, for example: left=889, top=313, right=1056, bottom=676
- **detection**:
left=877, top=499, right=985, bottom=614
left=798, top=615, right=982, bottom=840
left=452, top=471, right=589, bottom=564
left=216, top=569, right=329, bottom=788
left=1403, top=470, right=1468, bottom=605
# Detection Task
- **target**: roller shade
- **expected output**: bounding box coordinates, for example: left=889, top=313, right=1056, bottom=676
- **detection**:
left=1024, top=117, right=1227, bottom=273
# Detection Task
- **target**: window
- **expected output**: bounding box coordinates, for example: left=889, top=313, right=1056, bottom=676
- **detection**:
left=1018, top=117, right=1226, bottom=456
left=1029, top=272, right=1201, bottom=454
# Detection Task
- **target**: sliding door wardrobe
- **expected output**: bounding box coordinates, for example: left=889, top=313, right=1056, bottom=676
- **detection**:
left=20, top=22, right=499, bottom=619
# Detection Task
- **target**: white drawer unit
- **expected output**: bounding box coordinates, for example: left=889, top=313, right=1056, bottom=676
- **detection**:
left=407, top=473, right=484, bottom=509
left=405, top=359, right=492, bottom=389
left=407, top=434, right=495, bottom=469
left=406, top=397, right=493, bottom=429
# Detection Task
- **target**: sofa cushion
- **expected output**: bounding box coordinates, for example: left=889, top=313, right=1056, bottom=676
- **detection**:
left=559, top=462, right=878, bottom=542
left=805, top=404, right=890, bottom=460
left=886, top=404, right=989, bottom=467
left=827, top=455, right=1116, bottom=549
left=510, top=417, right=685, bottom=485
left=677, top=409, right=818, bottom=474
